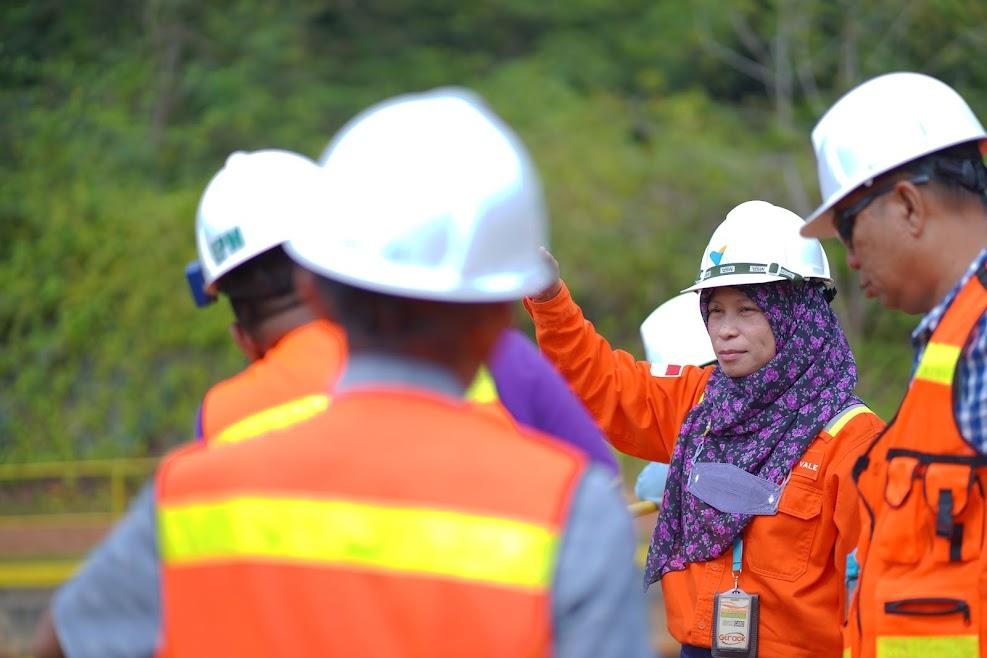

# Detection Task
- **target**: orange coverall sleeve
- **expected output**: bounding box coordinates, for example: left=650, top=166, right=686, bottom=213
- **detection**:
left=523, top=282, right=710, bottom=463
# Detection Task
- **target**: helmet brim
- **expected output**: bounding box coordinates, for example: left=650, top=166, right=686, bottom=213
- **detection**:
left=802, top=135, right=987, bottom=240
left=285, top=240, right=555, bottom=303
left=801, top=204, right=838, bottom=239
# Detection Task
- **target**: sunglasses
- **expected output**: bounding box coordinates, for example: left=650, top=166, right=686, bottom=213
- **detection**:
left=834, top=174, right=930, bottom=247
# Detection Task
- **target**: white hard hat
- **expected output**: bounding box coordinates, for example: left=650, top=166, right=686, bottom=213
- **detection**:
left=286, top=87, right=553, bottom=303
left=640, top=293, right=715, bottom=366
left=196, top=150, right=326, bottom=294
left=682, top=200, right=831, bottom=293
left=803, top=72, right=987, bottom=238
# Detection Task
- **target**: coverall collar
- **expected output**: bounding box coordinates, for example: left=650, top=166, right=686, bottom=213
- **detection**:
left=336, top=353, right=466, bottom=400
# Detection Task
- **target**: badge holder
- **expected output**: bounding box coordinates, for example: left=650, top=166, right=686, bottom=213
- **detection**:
left=711, top=539, right=759, bottom=657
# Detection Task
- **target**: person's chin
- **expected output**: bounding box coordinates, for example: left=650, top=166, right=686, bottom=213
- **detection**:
left=898, top=296, right=935, bottom=315
left=874, top=288, right=908, bottom=313
left=720, top=362, right=754, bottom=378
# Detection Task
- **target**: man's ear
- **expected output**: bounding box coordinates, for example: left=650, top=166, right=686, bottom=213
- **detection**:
left=294, top=266, right=335, bottom=321
left=230, top=321, right=263, bottom=362
left=896, top=179, right=930, bottom=239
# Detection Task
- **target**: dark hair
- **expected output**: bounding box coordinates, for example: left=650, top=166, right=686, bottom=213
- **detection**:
left=314, top=275, right=500, bottom=353
left=897, top=140, right=987, bottom=205
left=216, top=246, right=300, bottom=331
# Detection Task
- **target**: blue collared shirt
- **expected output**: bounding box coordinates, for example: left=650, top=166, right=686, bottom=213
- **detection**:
left=911, top=248, right=987, bottom=455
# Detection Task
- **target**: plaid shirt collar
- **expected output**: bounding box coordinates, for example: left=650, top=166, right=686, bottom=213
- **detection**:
left=912, top=248, right=987, bottom=350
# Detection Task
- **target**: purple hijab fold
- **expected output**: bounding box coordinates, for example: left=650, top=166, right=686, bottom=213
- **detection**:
left=644, top=282, right=859, bottom=587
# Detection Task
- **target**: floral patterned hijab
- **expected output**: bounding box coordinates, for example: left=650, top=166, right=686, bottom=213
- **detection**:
left=644, top=281, right=859, bottom=587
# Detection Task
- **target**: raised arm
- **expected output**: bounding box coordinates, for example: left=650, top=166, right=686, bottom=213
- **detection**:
left=524, top=259, right=707, bottom=462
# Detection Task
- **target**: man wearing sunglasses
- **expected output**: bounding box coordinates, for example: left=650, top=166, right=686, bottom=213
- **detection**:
left=801, top=72, right=987, bottom=658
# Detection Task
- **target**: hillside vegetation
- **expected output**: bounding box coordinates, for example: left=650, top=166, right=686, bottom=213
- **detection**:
left=3, top=0, right=987, bottom=460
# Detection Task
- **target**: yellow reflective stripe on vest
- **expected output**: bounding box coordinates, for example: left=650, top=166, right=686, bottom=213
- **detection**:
left=914, top=342, right=962, bottom=386
left=825, top=403, right=871, bottom=437
left=876, top=634, right=978, bottom=658
left=160, top=496, right=558, bottom=591
left=215, top=364, right=497, bottom=445
left=213, top=394, right=330, bottom=445
left=465, top=365, right=498, bottom=404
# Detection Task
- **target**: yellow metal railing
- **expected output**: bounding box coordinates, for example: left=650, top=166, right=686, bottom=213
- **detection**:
left=0, top=458, right=158, bottom=588
left=1, top=460, right=656, bottom=589
left=0, top=458, right=158, bottom=516
left=0, top=560, right=79, bottom=588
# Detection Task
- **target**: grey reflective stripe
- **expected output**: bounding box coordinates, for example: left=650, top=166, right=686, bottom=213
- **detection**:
left=823, top=403, right=869, bottom=435
left=696, top=262, right=805, bottom=284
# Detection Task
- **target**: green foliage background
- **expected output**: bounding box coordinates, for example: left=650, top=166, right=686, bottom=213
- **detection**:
left=3, top=0, right=987, bottom=461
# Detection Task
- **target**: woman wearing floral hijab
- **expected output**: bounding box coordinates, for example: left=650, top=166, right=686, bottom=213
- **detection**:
left=525, top=201, right=884, bottom=658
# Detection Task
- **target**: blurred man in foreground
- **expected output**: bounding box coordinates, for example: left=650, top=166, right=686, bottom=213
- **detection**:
left=35, top=87, right=649, bottom=658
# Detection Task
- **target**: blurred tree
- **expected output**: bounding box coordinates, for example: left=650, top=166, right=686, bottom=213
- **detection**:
left=2, top=0, right=985, bottom=460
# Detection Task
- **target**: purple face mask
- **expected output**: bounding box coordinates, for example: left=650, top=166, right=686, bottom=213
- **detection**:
left=687, top=460, right=787, bottom=516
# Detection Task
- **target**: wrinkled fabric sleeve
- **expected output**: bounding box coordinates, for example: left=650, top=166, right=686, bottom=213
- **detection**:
left=524, top=282, right=709, bottom=462
left=824, top=412, right=885, bottom=620
left=51, top=482, right=160, bottom=658
left=488, top=328, right=619, bottom=473
left=552, top=465, right=653, bottom=658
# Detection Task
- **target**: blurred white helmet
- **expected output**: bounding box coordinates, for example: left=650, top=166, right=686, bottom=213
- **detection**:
left=640, top=293, right=715, bottom=366
left=196, top=150, right=325, bottom=294
left=803, top=72, right=987, bottom=238
left=287, top=87, right=552, bottom=302
left=682, top=200, right=831, bottom=293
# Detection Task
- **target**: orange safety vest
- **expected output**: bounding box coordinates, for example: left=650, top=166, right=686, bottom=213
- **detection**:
left=851, top=269, right=987, bottom=658
left=156, top=387, right=586, bottom=658
left=202, top=322, right=514, bottom=445
left=200, top=320, right=346, bottom=444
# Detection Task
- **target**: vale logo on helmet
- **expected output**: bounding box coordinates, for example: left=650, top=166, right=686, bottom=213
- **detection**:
left=709, top=245, right=727, bottom=266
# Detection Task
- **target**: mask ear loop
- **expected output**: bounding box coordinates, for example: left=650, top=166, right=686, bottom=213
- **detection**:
left=690, top=420, right=712, bottom=466
left=767, top=470, right=794, bottom=509
left=691, top=439, right=704, bottom=464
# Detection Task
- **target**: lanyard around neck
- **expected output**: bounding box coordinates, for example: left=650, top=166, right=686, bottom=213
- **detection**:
left=732, top=538, right=743, bottom=590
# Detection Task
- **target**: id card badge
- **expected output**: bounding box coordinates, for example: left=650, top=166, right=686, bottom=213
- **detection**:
left=711, top=588, right=759, bottom=657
